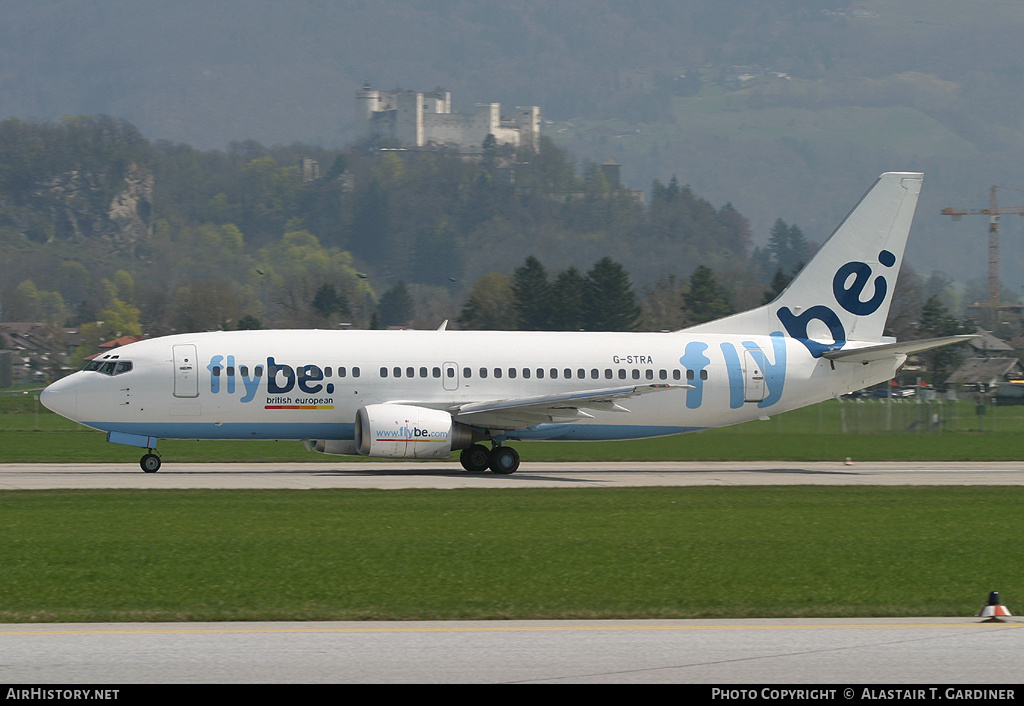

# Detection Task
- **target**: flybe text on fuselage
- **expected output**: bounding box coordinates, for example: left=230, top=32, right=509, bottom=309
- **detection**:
left=206, top=355, right=337, bottom=403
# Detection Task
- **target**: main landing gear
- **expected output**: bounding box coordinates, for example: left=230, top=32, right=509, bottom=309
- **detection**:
left=140, top=452, right=161, bottom=473
left=459, top=443, right=520, bottom=475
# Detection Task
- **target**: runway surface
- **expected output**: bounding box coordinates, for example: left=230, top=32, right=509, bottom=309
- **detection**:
left=2, top=618, right=1022, bottom=684
left=2, top=460, right=1024, bottom=489
left=4, top=461, right=1023, bottom=684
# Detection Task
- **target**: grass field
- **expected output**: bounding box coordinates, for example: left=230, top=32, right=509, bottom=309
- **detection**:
left=1, top=487, right=1019, bottom=623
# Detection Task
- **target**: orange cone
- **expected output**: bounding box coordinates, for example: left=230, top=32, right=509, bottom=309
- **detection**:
left=978, top=591, right=1012, bottom=622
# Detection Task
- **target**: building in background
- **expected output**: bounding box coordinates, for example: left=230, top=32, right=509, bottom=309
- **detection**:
left=357, top=83, right=539, bottom=152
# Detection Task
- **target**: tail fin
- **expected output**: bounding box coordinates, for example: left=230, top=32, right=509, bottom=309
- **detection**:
left=685, top=172, right=923, bottom=357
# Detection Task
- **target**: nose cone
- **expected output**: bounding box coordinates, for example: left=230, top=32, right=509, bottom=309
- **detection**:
left=40, top=375, right=79, bottom=421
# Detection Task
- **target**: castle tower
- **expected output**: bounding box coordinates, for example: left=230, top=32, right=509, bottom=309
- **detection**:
left=356, top=81, right=380, bottom=125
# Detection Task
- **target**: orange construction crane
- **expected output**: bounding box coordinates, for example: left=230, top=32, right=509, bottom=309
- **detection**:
left=941, top=185, right=1024, bottom=327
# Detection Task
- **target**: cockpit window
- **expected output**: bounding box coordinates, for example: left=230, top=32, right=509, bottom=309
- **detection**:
left=84, top=360, right=133, bottom=375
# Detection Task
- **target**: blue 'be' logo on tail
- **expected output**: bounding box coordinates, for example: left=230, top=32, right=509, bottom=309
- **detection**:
left=777, top=250, right=896, bottom=358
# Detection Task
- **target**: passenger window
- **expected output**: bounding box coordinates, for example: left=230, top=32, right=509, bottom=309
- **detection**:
left=433, top=367, right=441, bottom=378
left=211, top=366, right=222, bottom=377
left=686, top=370, right=695, bottom=380
left=701, top=370, right=708, bottom=380
left=522, top=368, right=530, bottom=379
left=577, top=369, right=585, bottom=379
left=494, top=368, right=502, bottom=379
left=672, top=370, right=681, bottom=380
left=420, top=367, right=428, bottom=378
left=659, top=370, right=667, bottom=380
left=564, top=368, right=572, bottom=379
left=645, top=369, right=654, bottom=380
left=463, top=368, right=472, bottom=378
left=618, top=369, right=626, bottom=379
left=393, top=367, right=402, bottom=378
left=480, top=368, right=488, bottom=378
left=536, top=368, right=544, bottom=379
left=509, top=368, right=517, bottom=379
left=406, top=367, right=415, bottom=378
left=380, top=367, right=388, bottom=378
left=591, top=369, right=599, bottom=379
left=550, top=368, right=558, bottom=379
left=353, top=367, right=360, bottom=377
left=338, top=367, right=347, bottom=377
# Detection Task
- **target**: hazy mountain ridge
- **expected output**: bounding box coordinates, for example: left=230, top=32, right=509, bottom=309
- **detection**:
left=2, top=0, right=1023, bottom=289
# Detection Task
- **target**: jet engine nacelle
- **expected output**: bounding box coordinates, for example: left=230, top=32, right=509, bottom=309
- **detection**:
left=354, top=403, right=474, bottom=459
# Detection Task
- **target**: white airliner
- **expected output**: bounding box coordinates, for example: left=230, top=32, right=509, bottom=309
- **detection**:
left=41, top=172, right=970, bottom=474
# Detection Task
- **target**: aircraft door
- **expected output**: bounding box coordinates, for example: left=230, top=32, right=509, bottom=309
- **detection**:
left=442, top=362, right=459, bottom=391
left=173, top=344, right=199, bottom=398
left=743, top=350, right=766, bottom=403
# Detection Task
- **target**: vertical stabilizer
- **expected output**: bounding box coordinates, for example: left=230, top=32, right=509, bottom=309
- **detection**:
left=684, top=172, right=923, bottom=356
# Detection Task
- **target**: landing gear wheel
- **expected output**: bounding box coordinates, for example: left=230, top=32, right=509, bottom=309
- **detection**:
left=488, top=446, right=520, bottom=475
left=140, top=453, right=161, bottom=473
left=460, top=444, right=491, bottom=473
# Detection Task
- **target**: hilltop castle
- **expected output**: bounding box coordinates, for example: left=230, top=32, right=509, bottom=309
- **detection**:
left=356, top=82, right=540, bottom=152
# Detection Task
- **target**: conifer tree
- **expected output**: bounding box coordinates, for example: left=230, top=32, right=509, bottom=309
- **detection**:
left=682, top=265, right=733, bottom=325
left=548, top=266, right=587, bottom=331
left=377, top=281, right=413, bottom=328
left=512, top=256, right=551, bottom=330
left=583, top=257, right=641, bottom=331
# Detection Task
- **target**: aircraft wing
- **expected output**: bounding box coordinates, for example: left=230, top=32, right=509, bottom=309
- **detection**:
left=822, top=335, right=976, bottom=364
left=447, top=383, right=692, bottom=430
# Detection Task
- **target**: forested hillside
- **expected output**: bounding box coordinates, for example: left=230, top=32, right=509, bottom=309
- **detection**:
left=0, top=116, right=774, bottom=342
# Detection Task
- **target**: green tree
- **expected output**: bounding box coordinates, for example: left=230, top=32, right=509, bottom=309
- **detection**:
left=682, top=265, right=734, bottom=325
left=763, top=267, right=796, bottom=304
left=236, top=314, right=261, bottom=330
left=377, top=281, right=414, bottom=328
left=311, top=283, right=350, bottom=321
left=457, top=273, right=513, bottom=330
left=548, top=266, right=587, bottom=331
left=512, top=256, right=551, bottom=330
left=918, top=295, right=972, bottom=386
left=583, top=257, right=641, bottom=332
left=766, top=219, right=811, bottom=275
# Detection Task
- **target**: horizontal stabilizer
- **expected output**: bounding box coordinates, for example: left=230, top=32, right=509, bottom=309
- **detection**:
left=822, top=335, right=976, bottom=364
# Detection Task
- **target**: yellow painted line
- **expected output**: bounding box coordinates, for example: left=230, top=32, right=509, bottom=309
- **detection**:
left=1, top=621, right=1020, bottom=636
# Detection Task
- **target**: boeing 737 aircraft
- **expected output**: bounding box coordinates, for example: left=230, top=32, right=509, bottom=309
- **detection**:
left=41, top=172, right=970, bottom=474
